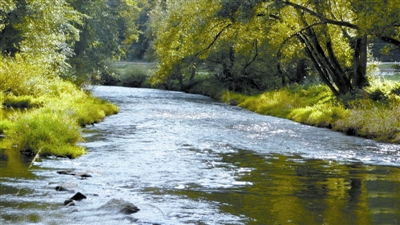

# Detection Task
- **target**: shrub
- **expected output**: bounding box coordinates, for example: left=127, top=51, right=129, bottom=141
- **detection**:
left=110, top=62, right=154, bottom=87
left=0, top=55, right=50, bottom=95
left=5, top=111, right=85, bottom=158
left=0, top=120, right=12, bottom=135
left=222, top=84, right=399, bottom=143
left=390, top=84, right=400, bottom=96
left=368, top=89, right=388, bottom=102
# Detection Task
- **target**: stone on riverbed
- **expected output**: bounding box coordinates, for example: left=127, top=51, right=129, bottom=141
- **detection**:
left=54, top=182, right=77, bottom=192
left=64, top=192, right=87, bottom=206
left=99, top=199, right=140, bottom=214
left=57, top=170, right=92, bottom=178
left=64, top=199, right=75, bottom=206
left=70, top=192, right=87, bottom=201
left=55, top=186, right=71, bottom=192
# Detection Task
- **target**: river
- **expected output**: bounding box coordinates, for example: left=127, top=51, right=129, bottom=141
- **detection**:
left=1, top=86, right=400, bottom=224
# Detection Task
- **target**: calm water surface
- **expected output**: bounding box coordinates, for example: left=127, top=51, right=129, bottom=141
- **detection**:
left=1, top=86, right=400, bottom=224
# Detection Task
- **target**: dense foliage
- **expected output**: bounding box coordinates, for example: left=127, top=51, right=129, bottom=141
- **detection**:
left=68, top=0, right=140, bottom=83
left=0, top=0, right=128, bottom=157
left=149, top=0, right=400, bottom=96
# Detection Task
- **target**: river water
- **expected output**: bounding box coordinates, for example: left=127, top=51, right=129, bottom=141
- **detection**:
left=1, top=86, right=400, bottom=225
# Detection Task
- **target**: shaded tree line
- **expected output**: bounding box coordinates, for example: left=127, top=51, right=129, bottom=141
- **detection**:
left=0, top=0, right=140, bottom=84
left=148, top=0, right=400, bottom=97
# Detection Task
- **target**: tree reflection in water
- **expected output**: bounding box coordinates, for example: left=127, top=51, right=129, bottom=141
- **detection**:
left=157, top=150, right=400, bottom=225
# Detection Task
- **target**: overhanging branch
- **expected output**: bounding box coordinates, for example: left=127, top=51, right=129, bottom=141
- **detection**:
left=195, top=23, right=232, bottom=57
left=279, top=0, right=359, bottom=30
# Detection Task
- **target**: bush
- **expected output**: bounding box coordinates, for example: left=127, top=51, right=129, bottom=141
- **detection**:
left=0, top=120, right=12, bottom=135
left=110, top=62, right=154, bottom=87
left=5, top=111, right=85, bottom=158
left=0, top=50, right=119, bottom=159
left=222, top=84, right=400, bottom=143
left=390, top=84, right=400, bottom=96
left=0, top=55, right=50, bottom=96
left=368, top=89, right=388, bottom=102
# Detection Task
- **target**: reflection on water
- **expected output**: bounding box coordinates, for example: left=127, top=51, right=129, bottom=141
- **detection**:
left=0, top=149, right=54, bottom=224
left=0, top=149, right=35, bottom=178
left=147, top=150, right=400, bottom=225
left=1, top=86, right=400, bottom=224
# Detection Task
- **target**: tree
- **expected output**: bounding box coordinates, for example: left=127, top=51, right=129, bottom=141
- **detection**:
left=224, top=0, right=400, bottom=96
left=150, top=0, right=285, bottom=92
left=67, top=0, right=140, bottom=83
left=0, top=0, right=82, bottom=74
left=151, top=0, right=400, bottom=96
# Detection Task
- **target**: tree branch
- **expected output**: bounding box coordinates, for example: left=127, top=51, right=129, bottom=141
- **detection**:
left=242, top=40, right=259, bottom=73
left=195, top=23, right=232, bottom=57
left=279, top=0, right=359, bottom=30
left=380, top=36, right=400, bottom=48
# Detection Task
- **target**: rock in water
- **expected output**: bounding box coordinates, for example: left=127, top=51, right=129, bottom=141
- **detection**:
left=57, top=170, right=92, bottom=178
left=57, top=170, right=76, bottom=175
left=70, top=192, right=87, bottom=201
left=64, top=199, right=75, bottom=206
left=64, top=192, right=87, bottom=206
left=99, top=199, right=140, bottom=215
left=120, top=205, right=140, bottom=214
left=55, top=186, right=70, bottom=192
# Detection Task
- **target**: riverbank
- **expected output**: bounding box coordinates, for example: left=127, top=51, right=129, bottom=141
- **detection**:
left=0, top=57, right=118, bottom=159
left=107, top=61, right=400, bottom=143
left=221, top=83, right=400, bottom=143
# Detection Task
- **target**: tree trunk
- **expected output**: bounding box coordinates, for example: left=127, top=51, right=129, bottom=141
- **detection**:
left=353, top=35, right=368, bottom=89
left=297, top=33, right=340, bottom=96
left=294, top=59, right=306, bottom=83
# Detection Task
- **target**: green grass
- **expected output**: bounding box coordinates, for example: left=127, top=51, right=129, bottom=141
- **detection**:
left=381, top=73, right=400, bottom=82
left=5, top=111, right=85, bottom=158
left=0, top=55, right=119, bottom=158
left=222, top=83, right=400, bottom=143
left=3, top=95, right=43, bottom=109
left=110, top=61, right=155, bottom=87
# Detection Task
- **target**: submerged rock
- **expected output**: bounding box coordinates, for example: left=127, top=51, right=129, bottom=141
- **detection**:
left=70, top=192, right=87, bottom=201
left=57, top=170, right=76, bottom=175
left=64, top=199, right=75, bottom=206
left=99, top=199, right=140, bottom=215
left=55, top=186, right=70, bottom=192
left=57, top=170, right=92, bottom=178
left=64, top=192, right=87, bottom=206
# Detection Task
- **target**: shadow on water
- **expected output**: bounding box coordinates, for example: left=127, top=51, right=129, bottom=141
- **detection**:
left=148, top=150, right=400, bottom=225
left=0, top=149, right=35, bottom=179
left=0, top=149, right=47, bottom=224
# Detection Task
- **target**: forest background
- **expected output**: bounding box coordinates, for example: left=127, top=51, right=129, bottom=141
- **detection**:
left=1, top=0, right=400, bottom=160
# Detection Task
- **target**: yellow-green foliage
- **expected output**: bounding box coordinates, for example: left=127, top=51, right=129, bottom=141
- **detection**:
left=222, top=84, right=400, bottom=143
left=4, top=111, right=85, bottom=158
left=3, top=95, right=43, bottom=109
left=42, top=80, right=119, bottom=126
left=0, top=55, right=50, bottom=96
left=222, top=85, right=341, bottom=122
left=0, top=56, right=118, bottom=158
left=110, top=62, right=154, bottom=87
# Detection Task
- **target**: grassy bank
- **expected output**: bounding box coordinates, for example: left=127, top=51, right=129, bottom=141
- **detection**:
left=0, top=56, right=118, bottom=159
left=222, top=83, right=400, bottom=143
left=106, top=61, right=400, bottom=143
left=108, top=61, right=155, bottom=87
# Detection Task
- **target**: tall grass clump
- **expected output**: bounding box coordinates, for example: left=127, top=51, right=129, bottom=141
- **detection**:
left=4, top=111, right=84, bottom=158
left=222, top=82, right=400, bottom=143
